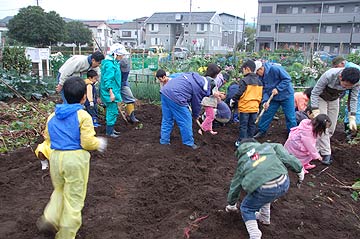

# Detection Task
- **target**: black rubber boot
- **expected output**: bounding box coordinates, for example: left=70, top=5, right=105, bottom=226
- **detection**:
left=129, top=112, right=140, bottom=123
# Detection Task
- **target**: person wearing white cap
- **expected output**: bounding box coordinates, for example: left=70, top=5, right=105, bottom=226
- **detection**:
left=254, top=60, right=297, bottom=138
left=99, top=43, right=125, bottom=137
left=118, top=47, right=140, bottom=123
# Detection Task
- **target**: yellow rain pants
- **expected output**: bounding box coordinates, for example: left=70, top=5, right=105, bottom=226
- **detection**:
left=43, top=149, right=90, bottom=239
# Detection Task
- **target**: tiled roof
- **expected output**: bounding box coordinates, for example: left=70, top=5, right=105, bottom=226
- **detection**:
left=146, top=12, right=216, bottom=24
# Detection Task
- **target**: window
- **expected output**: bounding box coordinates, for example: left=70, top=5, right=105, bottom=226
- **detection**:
left=290, top=26, right=296, bottom=33
left=211, top=40, right=214, bottom=47
left=149, top=24, right=159, bottom=32
left=336, top=26, right=341, bottom=33
left=150, top=37, right=160, bottom=45
left=210, top=24, right=213, bottom=31
left=279, top=25, right=286, bottom=33
left=261, top=6, right=273, bottom=13
left=355, top=5, right=359, bottom=12
left=122, top=31, right=131, bottom=37
left=325, top=26, right=333, bottom=33
left=300, top=26, right=304, bottom=33
left=302, top=7, right=306, bottom=14
left=312, top=25, right=319, bottom=33
left=260, top=25, right=271, bottom=32
left=339, top=6, right=344, bottom=13
left=314, top=5, right=322, bottom=13
left=328, top=5, right=335, bottom=13
left=292, top=7, right=298, bottom=14
left=197, top=24, right=207, bottom=32
left=97, top=29, right=102, bottom=33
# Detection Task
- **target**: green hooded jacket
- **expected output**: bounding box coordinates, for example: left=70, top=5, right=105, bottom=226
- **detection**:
left=100, top=55, right=122, bottom=103
left=227, top=142, right=302, bottom=205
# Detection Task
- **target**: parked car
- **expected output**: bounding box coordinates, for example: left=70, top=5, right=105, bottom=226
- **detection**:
left=313, top=51, right=337, bottom=62
left=148, top=45, right=169, bottom=61
left=173, top=47, right=191, bottom=59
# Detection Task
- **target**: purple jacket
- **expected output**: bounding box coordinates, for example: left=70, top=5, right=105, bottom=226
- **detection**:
left=160, top=72, right=210, bottom=118
left=284, top=119, right=320, bottom=165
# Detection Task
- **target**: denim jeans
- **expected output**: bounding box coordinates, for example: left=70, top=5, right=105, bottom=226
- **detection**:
left=258, top=96, right=297, bottom=133
left=238, top=112, right=257, bottom=141
left=240, top=176, right=290, bottom=222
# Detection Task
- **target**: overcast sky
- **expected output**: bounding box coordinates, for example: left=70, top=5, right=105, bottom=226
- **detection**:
left=0, top=0, right=258, bottom=22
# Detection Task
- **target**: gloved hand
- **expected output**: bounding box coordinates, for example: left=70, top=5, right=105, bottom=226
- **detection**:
left=297, top=167, right=305, bottom=183
left=89, top=101, right=94, bottom=107
left=225, top=204, right=238, bottom=212
left=229, top=99, right=235, bottom=108
left=312, top=109, right=320, bottom=118
left=349, top=114, right=357, bottom=131
left=97, top=137, right=108, bottom=153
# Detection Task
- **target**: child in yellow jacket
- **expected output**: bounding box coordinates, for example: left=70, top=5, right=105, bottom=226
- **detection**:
left=35, top=76, right=107, bottom=239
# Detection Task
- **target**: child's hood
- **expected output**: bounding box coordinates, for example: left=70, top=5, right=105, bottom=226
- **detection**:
left=292, top=118, right=312, bottom=132
left=54, top=103, right=84, bottom=120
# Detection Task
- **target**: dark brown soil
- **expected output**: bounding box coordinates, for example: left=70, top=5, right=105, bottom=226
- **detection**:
left=1, top=103, right=360, bottom=239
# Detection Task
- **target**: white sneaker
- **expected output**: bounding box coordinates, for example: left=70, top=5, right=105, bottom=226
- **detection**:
left=255, top=212, right=270, bottom=225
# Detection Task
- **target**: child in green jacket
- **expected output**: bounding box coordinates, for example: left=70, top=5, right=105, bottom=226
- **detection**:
left=225, top=139, right=304, bottom=239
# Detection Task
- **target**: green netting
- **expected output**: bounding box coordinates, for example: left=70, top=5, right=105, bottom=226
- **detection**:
left=131, top=57, right=158, bottom=71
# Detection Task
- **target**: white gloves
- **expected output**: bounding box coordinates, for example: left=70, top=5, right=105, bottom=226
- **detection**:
left=97, top=137, right=108, bottom=153
left=229, top=99, right=235, bottom=108
left=225, top=204, right=238, bottom=212
left=349, top=114, right=357, bottom=131
left=41, top=160, right=49, bottom=170
left=312, top=109, right=320, bottom=118
left=89, top=102, right=94, bottom=107
left=297, top=167, right=305, bottom=183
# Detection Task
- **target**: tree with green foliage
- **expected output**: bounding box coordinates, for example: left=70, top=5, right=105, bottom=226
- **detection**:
left=64, top=21, right=93, bottom=45
left=7, top=6, right=65, bottom=47
left=2, top=45, right=31, bottom=74
left=235, top=26, right=255, bottom=52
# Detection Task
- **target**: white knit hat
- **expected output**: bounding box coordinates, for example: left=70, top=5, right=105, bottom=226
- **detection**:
left=254, top=60, right=263, bottom=72
left=110, top=43, right=129, bottom=56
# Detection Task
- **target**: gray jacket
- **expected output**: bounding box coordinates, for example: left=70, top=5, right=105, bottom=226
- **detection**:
left=311, top=68, right=359, bottom=114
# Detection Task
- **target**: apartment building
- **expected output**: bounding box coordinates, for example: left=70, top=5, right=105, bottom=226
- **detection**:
left=145, top=12, right=225, bottom=54
left=256, top=0, right=360, bottom=54
left=219, top=13, right=245, bottom=51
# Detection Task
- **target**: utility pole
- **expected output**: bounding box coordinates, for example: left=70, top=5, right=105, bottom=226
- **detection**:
left=189, top=0, right=192, bottom=50
left=316, top=2, right=324, bottom=51
left=36, top=0, right=39, bottom=6
left=253, top=17, right=256, bottom=52
left=349, top=16, right=355, bottom=53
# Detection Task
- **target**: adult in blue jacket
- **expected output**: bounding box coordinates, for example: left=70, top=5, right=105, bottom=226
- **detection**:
left=160, top=72, right=210, bottom=149
left=254, top=61, right=297, bottom=138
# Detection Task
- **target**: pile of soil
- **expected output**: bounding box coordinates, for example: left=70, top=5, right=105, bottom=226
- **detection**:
left=1, top=103, right=359, bottom=239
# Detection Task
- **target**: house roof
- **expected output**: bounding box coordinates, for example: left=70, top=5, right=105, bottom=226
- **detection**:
left=82, top=20, right=108, bottom=28
left=108, top=23, right=123, bottom=30
left=146, top=11, right=217, bottom=24
left=219, top=13, right=245, bottom=21
left=133, top=17, right=148, bottom=22
left=119, top=22, right=140, bottom=29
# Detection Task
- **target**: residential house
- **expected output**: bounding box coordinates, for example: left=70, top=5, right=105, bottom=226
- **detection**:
left=219, top=13, right=245, bottom=51
left=82, top=21, right=114, bottom=51
left=256, top=0, right=360, bottom=54
left=145, top=12, right=225, bottom=54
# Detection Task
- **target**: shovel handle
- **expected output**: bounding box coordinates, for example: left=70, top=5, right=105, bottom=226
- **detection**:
left=255, top=92, right=275, bottom=124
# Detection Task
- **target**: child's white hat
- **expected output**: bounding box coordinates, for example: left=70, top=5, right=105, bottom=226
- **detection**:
left=254, top=61, right=263, bottom=72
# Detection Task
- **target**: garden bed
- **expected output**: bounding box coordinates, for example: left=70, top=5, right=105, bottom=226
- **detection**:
left=0, top=101, right=359, bottom=239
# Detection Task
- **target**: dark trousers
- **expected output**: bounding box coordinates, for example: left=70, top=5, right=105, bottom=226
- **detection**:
left=238, top=112, right=258, bottom=141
